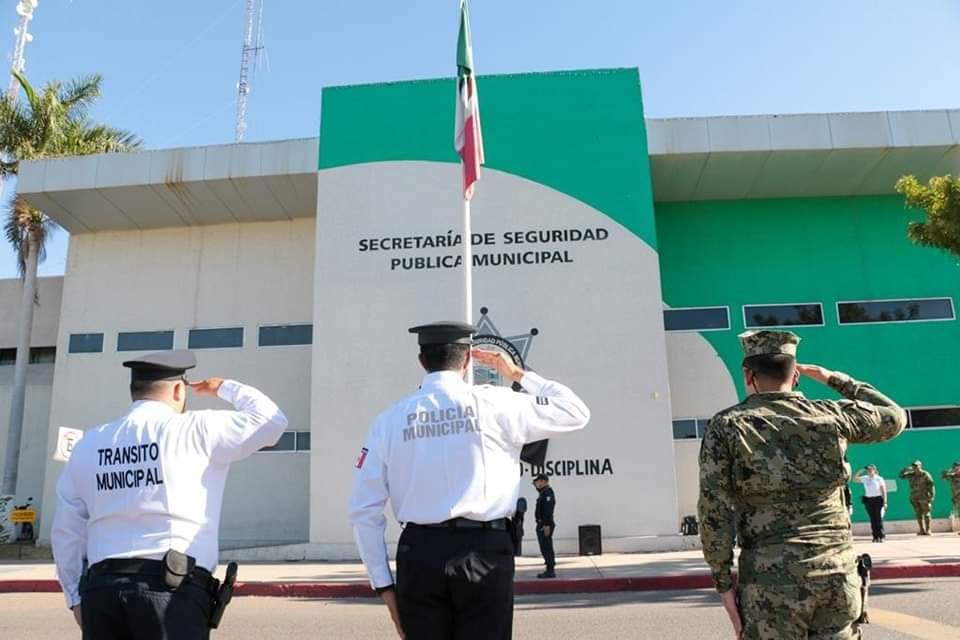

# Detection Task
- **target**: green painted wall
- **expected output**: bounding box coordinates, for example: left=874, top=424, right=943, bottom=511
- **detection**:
left=319, top=68, right=658, bottom=248
left=656, top=195, right=960, bottom=521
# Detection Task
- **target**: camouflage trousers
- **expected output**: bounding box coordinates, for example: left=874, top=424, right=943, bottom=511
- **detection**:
left=910, top=498, right=932, bottom=518
left=738, top=572, right=862, bottom=640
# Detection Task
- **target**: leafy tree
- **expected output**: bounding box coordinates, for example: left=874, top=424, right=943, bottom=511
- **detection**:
left=895, top=175, right=960, bottom=259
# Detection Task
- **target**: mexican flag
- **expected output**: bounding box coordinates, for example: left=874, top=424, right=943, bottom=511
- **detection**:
left=455, top=0, right=484, bottom=201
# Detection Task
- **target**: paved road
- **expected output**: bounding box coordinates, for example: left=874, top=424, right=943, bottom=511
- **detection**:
left=3, top=579, right=958, bottom=639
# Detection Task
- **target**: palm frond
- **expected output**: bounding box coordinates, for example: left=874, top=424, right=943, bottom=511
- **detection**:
left=59, top=73, right=102, bottom=117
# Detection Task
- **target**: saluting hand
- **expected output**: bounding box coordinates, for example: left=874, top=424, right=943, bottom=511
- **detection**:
left=188, top=378, right=224, bottom=397
left=796, top=364, right=835, bottom=385
left=471, top=349, right=524, bottom=383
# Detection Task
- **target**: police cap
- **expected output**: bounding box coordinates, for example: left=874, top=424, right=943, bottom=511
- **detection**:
left=738, top=330, right=800, bottom=358
left=122, top=350, right=197, bottom=382
left=532, top=473, right=549, bottom=483
left=408, top=321, right=477, bottom=346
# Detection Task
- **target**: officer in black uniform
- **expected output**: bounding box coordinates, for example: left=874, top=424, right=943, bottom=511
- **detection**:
left=533, top=474, right=557, bottom=579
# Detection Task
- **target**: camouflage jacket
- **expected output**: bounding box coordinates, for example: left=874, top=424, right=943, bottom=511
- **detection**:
left=698, top=374, right=906, bottom=592
left=941, top=469, right=960, bottom=496
left=898, top=468, right=935, bottom=500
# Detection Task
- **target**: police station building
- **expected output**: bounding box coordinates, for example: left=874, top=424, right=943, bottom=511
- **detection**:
left=2, top=68, right=959, bottom=557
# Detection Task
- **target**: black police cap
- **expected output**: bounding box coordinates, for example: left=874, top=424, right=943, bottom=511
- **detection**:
left=408, top=321, right=477, bottom=346
left=122, top=350, right=197, bottom=382
left=532, top=473, right=549, bottom=483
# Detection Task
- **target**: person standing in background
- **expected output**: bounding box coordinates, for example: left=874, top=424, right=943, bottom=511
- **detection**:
left=940, top=461, right=960, bottom=535
left=533, top=474, right=557, bottom=579
left=854, top=464, right=887, bottom=542
left=899, top=461, right=935, bottom=535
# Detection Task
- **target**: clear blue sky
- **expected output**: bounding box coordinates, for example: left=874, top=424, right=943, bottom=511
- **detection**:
left=1, top=0, right=958, bottom=279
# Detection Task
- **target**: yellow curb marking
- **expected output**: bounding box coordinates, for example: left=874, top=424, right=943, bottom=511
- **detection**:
left=870, top=608, right=960, bottom=639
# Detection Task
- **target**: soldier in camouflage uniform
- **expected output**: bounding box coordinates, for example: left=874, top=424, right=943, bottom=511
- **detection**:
left=898, top=461, right=935, bottom=535
left=942, top=462, right=960, bottom=535
left=699, top=330, right=907, bottom=640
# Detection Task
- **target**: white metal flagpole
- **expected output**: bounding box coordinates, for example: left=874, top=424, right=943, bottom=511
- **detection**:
left=463, top=197, right=474, bottom=384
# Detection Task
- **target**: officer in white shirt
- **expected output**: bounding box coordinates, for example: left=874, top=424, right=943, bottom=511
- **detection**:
left=854, top=464, right=888, bottom=542
left=348, top=321, right=590, bottom=640
left=51, top=350, right=287, bottom=639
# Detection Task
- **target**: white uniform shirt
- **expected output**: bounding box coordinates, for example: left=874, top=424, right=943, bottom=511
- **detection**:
left=859, top=474, right=886, bottom=498
left=51, top=380, right=287, bottom=608
left=348, top=370, right=590, bottom=589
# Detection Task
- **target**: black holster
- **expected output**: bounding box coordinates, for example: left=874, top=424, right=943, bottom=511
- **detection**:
left=209, top=562, right=238, bottom=629
left=856, top=553, right=872, bottom=624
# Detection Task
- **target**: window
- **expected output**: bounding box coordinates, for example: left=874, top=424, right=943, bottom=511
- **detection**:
left=188, top=327, right=243, bottom=350
left=260, top=431, right=311, bottom=452
left=908, top=407, right=960, bottom=429
left=837, top=298, right=954, bottom=325
left=0, top=348, right=15, bottom=366
left=29, top=347, right=56, bottom=363
left=672, top=418, right=711, bottom=440
left=664, top=307, right=730, bottom=332
left=743, top=303, right=823, bottom=328
left=259, top=324, right=312, bottom=347
left=296, top=432, right=311, bottom=451
left=117, top=331, right=175, bottom=352
left=69, top=333, right=104, bottom=354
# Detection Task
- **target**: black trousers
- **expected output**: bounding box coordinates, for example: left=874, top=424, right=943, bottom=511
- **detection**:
left=863, top=496, right=885, bottom=540
left=81, top=572, right=212, bottom=640
left=536, top=523, right=555, bottom=570
left=396, top=524, right=515, bottom=640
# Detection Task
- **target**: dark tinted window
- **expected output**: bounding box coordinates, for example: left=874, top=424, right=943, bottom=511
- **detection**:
left=838, top=299, right=954, bottom=324
left=910, top=407, right=960, bottom=429
left=672, top=420, right=698, bottom=439
left=29, top=347, right=56, bottom=363
left=0, top=348, right=15, bottom=365
left=117, top=331, right=174, bottom=352
left=188, top=327, right=243, bottom=349
left=69, top=333, right=104, bottom=354
left=664, top=307, right=729, bottom=331
left=261, top=432, right=296, bottom=451
left=744, top=304, right=823, bottom=328
left=259, top=324, right=312, bottom=347
left=296, top=432, right=311, bottom=451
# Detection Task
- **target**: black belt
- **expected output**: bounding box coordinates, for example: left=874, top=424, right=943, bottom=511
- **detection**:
left=408, top=517, right=510, bottom=530
left=89, top=558, right=217, bottom=592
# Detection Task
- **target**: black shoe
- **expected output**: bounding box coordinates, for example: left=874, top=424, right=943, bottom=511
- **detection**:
left=537, top=570, right=556, bottom=579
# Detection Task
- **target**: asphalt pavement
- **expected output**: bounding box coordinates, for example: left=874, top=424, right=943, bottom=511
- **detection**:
left=2, top=578, right=958, bottom=639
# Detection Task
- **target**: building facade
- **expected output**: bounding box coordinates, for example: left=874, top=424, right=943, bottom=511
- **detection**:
left=2, top=69, right=958, bottom=556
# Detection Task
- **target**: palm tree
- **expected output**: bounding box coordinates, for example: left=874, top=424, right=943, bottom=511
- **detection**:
left=0, top=70, right=141, bottom=496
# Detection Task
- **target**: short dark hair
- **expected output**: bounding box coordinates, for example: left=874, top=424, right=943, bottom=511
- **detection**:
left=419, top=344, right=470, bottom=373
left=130, top=379, right=175, bottom=400
left=742, top=354, right=795, bottom=384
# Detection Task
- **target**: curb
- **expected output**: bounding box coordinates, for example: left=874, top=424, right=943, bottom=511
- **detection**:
left=3, top=564, right=959, bottom=598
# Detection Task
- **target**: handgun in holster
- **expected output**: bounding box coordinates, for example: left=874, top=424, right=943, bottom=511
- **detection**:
left=209, top=562, right=239, bottom=629
left=855, top=553, right=872, bottom=624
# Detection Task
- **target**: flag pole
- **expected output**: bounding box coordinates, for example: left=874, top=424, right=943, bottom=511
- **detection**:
left=463, top=196, right=474, bottom=384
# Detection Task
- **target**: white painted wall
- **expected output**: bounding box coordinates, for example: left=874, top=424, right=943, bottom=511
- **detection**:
left=37, top=221, right=314, bottom=545
left=0, top=277, right=62, bottom=519
left=312, top=163, right=680, bottom=557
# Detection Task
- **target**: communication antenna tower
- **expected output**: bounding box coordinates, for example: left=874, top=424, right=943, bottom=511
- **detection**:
left=7, top=0, right=38, bottom=101
left=235, top=0, right=264, bottom=142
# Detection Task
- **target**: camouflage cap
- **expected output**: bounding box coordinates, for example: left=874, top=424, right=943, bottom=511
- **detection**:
left=738, top=330, right=801, bottom=358
left=912, top=460, right=922, bottom=467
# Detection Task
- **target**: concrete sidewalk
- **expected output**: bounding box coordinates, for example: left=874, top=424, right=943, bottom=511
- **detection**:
left=2, top=532, right=957, bottom=597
